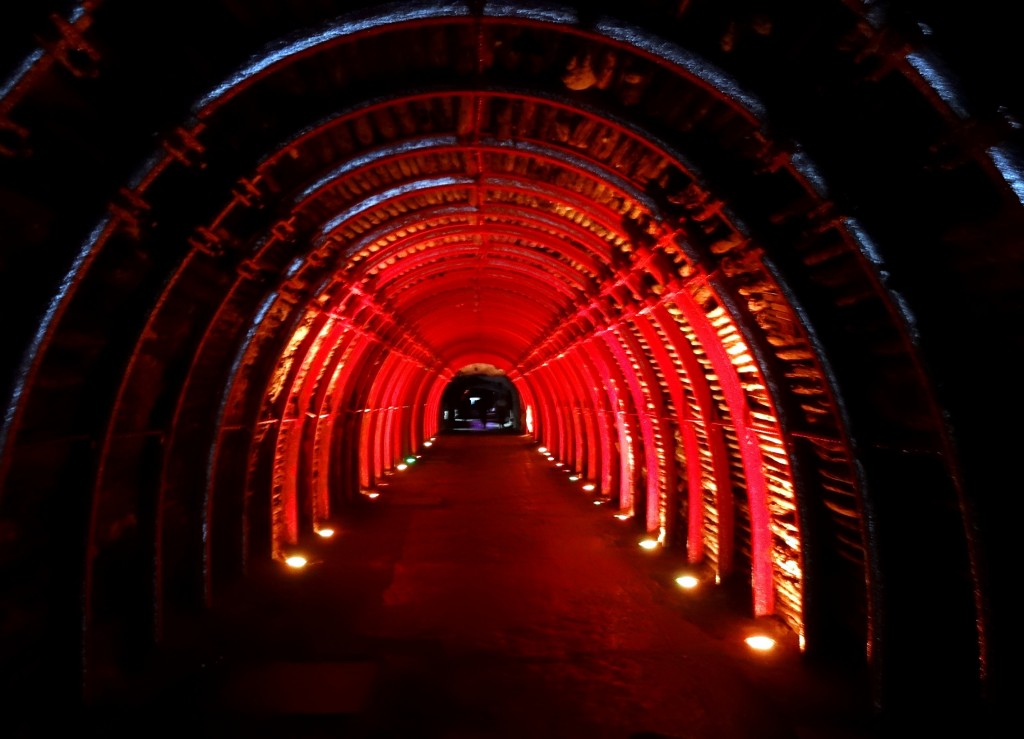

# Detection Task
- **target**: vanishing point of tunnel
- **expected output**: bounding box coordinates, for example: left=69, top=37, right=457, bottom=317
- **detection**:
left=0, top=2, right=1021, bottom=737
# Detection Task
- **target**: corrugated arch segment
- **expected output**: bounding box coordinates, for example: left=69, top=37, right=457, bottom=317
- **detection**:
left=648, top=301, right=734, bottom=573
left=378, top=345, right=430, bottom=464
left=260, top=306, right=370, bottom=552
left=563, top=344, right=616, bottom=495
left=364, top=351, right=406, bottom=481
left=393, top=363, right=428, bottom=463
left=227, top=296, right=326, bottom=559
left=547, top=361, right=579, bottom=467
left=551, top=351, right=601, bottom=482
left=326, top=323, right=439, bottom=494
left=250, top=279, right=445, bottom=549
left=273, top=306, right=346, bottom=546
left=639, top=306, right=706, bottom=560
left=576, top=330, right=639, bottom=513
left=661, top=278, right=773, bottom=616
left=598, top=326, right=663, bottom=534
left=406, top=364, right=441, bottom=450
left=516, top=241, right=793, bottom=618
left=617, top=314, right=678, bottom=538
left=527, top=366, right=561, bottom=458
left=319, top=328, right=376, bottom=504
left=416, top=373, right=457, bottom=448
left=535, top=363, right=571, bottom=465
left=315, top=171, right=633, bottom=266
left=311, top=324, right=362, bottom=526
left=192, top=5, right=767, bottom=123
left=547, top=356, right=591, bottom=475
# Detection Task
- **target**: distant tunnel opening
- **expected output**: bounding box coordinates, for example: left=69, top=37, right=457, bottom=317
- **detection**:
left=440, top=366, right=522, bottom=433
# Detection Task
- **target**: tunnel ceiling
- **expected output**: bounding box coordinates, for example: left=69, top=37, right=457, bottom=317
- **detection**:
left=2, top=2, right=1020, bottom=398
left=1, top=0, right=1022, bottom=722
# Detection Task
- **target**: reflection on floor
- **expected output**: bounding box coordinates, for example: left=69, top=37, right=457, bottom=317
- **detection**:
left=448, top=418, right=513, bottom=432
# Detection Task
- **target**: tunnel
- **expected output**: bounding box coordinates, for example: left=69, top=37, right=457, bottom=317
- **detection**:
left=0, top=1, right=1021, bottom=735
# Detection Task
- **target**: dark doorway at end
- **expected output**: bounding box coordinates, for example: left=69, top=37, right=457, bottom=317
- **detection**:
left=440, top=367, right=521, bottom=433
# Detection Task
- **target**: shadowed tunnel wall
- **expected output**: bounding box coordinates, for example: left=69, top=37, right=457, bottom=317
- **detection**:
left=0, top=0, right=1021, bottom=728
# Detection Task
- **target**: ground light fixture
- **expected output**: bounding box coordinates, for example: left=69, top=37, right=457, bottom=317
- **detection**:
left=638, top=538, right=659, bottom=550
left=405, top=456, right=416, bottom=464
left=674, top=574, right=699, bottom=589
left=284, top=554, right=308, bottom=569
left=538, top=447, right=547, bottom=453
left=744, top=635, right=777, bottom=652
left=396, top=463, right=408, bottom=471
left=316, top=528, right=336, bottom=539
left=582, top=483, right=595, bottom=492
left=423, top=441, right=433, bottom=447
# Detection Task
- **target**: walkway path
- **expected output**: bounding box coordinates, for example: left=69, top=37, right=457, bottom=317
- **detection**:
left=110, top=432, right=876, bottom=738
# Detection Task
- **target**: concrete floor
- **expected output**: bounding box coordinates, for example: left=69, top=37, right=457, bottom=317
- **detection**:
left=81, top=432, right=879, bottom=738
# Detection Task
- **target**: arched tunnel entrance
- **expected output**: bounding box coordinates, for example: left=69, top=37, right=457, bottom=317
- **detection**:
left=0, top=1, right=1020, bottom=735
left=440, top=365, right=522, bottom=432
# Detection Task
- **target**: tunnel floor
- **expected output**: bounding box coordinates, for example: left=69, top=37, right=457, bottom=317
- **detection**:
left=81, top=433, right=877, bottom=738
